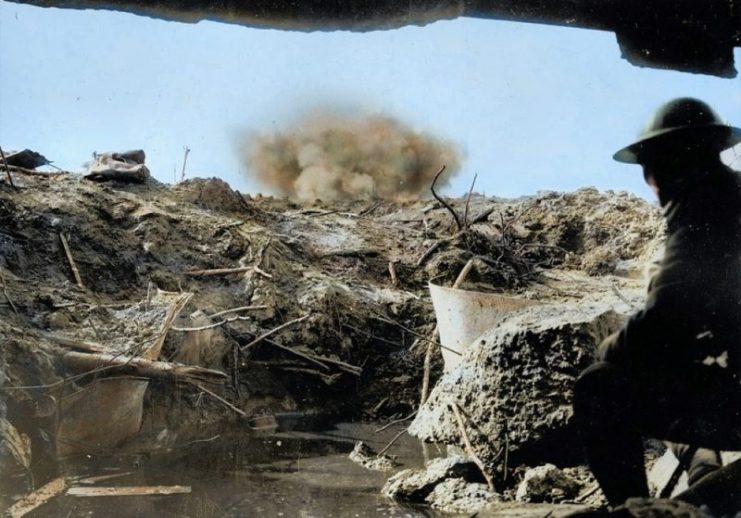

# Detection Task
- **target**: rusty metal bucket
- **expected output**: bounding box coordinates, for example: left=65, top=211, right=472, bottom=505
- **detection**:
left=428, top=282, right=535, bottom=371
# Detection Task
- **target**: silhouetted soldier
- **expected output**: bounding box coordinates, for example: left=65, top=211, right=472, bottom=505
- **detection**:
left=573, top=98, right=741, bottom=511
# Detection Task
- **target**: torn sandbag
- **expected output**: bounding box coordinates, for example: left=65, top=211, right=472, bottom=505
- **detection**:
left=2, top=149, right=50, bottom=169
left=85, top=149, right=150, bottom=183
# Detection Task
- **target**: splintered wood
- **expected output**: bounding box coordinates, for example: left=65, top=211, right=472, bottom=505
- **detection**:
left=59, top=233, right=85, bottom=289
left=61, top=351, right=228, bottom=385
left=67, top=485, right=191, bottom=497
left=6, top=477, right=67, bottom=518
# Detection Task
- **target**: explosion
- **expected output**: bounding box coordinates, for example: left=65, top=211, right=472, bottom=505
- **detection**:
left=241, top=111, right=462, bottom=202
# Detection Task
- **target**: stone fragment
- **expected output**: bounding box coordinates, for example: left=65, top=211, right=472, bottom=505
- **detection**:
left=382, top=455, right=480, bottom=501
left=515, top=464, right=582, bottom=503
left=426, top=477, right=501, bottom=513
left=409, top=302, right=622, bottom=467
left=348, top=441, right=398, bottom=472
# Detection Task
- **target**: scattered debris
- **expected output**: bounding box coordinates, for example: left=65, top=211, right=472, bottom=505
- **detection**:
left=348, top=441, right=399, bottom=471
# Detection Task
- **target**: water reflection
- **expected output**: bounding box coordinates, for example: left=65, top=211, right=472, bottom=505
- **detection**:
left=31, top=423, right=440, bottom=517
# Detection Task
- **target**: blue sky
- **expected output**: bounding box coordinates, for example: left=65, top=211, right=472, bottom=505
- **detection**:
left=1, top=1, right=739, bottom=200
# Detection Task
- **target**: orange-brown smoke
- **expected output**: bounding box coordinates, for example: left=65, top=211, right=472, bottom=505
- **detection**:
left=241, top=112, right=461, bottom=202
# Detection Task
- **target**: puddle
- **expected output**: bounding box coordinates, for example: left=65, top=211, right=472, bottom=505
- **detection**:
left=26, top=423, right=444, bottom=517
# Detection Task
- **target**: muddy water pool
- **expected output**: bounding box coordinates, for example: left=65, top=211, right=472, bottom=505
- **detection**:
left=35, top=423, right=443, bottom=517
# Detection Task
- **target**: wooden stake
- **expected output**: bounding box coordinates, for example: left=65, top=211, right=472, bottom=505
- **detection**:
left=463, top=173, right=478, bottom=229
left=184, top=266, right=253, bottom=277
left=180, top=146, right=190, bottom=182
left=209, top=304, right=268, bottom=319
left=453, top=258, right=475, bottom=288
left=420, top=336, right=435, bottom=405
left=377, top=428, right=408, bottom=457
left=189, top=383, right=246, bottom=417
left=375, top=411, right=417, bottom=433
left=0, top=145, right=16, bottom=189
left=451, top=403, right=495, bottom=492
left=172, top=315, right=252, bottom=332
left=59, top=233, right=84, bottom=289
left=1, top=272, right=18, bottom=314
left=388, top=260, right=398, bottom=286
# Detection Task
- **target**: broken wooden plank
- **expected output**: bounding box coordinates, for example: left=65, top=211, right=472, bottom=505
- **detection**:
left=59, top=233, right=85, bottom=289
left=148, top=292, right=193, bottom=360
left=184, top=266, right=253, bottom=277
left=67, top=485, right=191, bottom=497
left=77, top=471, right=134, bottom=485
left=62, top=351, right=227, bottom=385
left=6, top=477, right=66, bottom=518
left=43, top=333, right=107, bottom=353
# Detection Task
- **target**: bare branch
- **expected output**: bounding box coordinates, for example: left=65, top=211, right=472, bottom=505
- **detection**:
left=451, top=403, right=495, bottom=492
left=430, top=165, right=462, bottom=231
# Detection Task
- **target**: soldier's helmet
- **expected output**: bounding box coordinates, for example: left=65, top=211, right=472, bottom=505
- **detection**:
left=614, top=97, right=741, bottom=164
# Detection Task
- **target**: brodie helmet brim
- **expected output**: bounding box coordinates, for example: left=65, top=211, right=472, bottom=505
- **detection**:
left=613, top=124, right=741, bottom=164
left=614, top=98, right=741, bottom=164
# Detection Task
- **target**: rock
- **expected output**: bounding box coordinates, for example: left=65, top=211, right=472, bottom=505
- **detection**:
left=515, top=464, right=582, bottom=503
left=382, top=455, right=481, bottom=501
left=426, top=478, right=501, bottom=513
left=409, top=302, right=623, bottom=467
left=348, top=441, right=398, bottom=472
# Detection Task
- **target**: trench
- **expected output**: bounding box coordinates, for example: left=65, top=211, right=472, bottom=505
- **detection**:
left=20, top=422, right=441, bottom=517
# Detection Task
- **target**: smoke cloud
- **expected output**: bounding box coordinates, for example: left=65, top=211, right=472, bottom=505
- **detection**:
left=241, top=111, right=462, bottom=202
